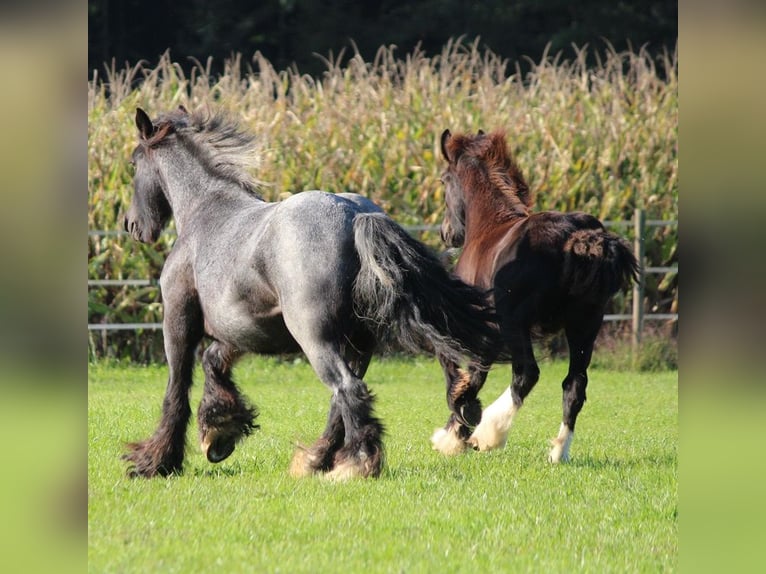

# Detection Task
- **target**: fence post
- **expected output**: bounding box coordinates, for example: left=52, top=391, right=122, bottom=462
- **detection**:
left=632, top=208, right=645, bottom=353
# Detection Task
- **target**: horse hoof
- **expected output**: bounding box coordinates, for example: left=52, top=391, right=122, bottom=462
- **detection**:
left=202, top=437, right=235, bottom=463
left=466, top=433, right=505, bottom=452
left=322, top=460, right=364, bottom=481
left=548, top=444, right=570, bottom=464
left=289, top=447, right=320, bottom=477
left=323, top=454, right=379, bottom=481
left=548, top=427, right=574, bottom=463
left=323, top=447, right=382, bottom=481
left=430, top=426, right=468, bottom=455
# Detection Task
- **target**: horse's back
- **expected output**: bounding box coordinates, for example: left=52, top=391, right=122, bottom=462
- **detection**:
left=489, top=210, right=634, bottom=330
left=274, top=191, right=382, bottom=230
left=460, top=211, right=602, bottom=285
left=280, top=190, right=380, bottom=210
left=335, top=192, right=384, bottom=214
left=522, top=211, right=603, bottom=250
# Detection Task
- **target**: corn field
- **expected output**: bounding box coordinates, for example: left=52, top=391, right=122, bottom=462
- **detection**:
left=88, top=39, right=677, bottom=361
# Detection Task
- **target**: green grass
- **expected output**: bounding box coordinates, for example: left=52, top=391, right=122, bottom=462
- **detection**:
left=88, top=356, right=677, bottom=573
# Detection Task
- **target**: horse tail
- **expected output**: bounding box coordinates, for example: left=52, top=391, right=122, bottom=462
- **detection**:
left=562, top=229, right=639, bottom=300
left=352, top=213, right=498, bottom=366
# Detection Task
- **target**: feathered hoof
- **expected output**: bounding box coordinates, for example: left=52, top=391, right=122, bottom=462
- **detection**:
left=322, top=447, right=383, bottom=481
left=200, top=432, right=236, bottom=463
left=467, top=423, right=508, bottom=452
left=430, top=424, right=468, bottom=455
left=547, top=443, right=569, bottom=464
left=321, top=459, right=366, bottom=481
left=289, top=445, right=321, bottom=478
left=548, top=427, right=574, bottom=464
left=198, top=398, right=258, bottom=464
left=123, top=436, right=183, bottom=478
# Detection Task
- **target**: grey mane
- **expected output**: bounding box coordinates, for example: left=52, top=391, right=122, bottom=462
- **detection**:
left=156, top=108, right=264, bottom=195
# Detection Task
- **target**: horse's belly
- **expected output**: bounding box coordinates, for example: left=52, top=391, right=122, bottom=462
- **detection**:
left=203, top=304, right=299, bottom=354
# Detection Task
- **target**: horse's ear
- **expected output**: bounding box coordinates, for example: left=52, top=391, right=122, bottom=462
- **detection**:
left=440, top=129, right=452, bottom=161
left=136, top=108, right=155, bottom=140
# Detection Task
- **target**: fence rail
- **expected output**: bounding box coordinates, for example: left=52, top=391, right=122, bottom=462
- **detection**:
left=89, top=209, right=677, bottom=337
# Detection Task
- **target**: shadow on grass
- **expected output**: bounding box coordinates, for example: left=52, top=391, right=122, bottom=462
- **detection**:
left=189, top=462, right=250, bottom=478
left=569, top=453, right=677, bottom=470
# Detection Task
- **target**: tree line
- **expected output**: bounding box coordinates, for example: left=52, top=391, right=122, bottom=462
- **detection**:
left=88, top=0, right=676, bottom=79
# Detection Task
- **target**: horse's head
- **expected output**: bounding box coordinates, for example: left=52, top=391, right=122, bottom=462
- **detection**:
left=438, top=129, right=477, bottom=248
left=438, top=129, right=532, bottom=249
left=123, top=107, right=182, bottom=243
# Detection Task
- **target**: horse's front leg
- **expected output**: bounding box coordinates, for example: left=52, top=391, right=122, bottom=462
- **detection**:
left=124, top=289, right=203, bottom=478
left=431, top=356, right=488, bottom=455
left=468, top=330, right=538, bottom=452
left=198, top=341, right=258, bottom=463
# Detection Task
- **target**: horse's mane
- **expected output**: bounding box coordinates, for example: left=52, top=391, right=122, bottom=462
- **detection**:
left=153, top=108, right=263, bottom=195
left=447, top=131, right=533, bottom=218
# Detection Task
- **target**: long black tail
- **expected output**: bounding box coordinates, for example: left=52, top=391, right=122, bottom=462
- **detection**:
left=352, top=213, right=499, bottom=365
left=562, top=228, right=640, bottom=300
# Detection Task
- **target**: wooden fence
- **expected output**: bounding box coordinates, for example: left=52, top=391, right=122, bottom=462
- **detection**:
left=88, top=208, right=677, bottom=344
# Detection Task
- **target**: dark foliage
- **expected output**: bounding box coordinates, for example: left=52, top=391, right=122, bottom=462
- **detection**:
left=88, top=0, right=677, bottom=79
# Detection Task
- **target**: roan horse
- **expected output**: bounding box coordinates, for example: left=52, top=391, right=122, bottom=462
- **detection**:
left=122, top=107, right=498, bottom=480
left=431, top=129, right=638, bottom=463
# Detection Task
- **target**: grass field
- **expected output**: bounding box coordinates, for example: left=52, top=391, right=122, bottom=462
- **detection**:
left=88, top=355, right=677, bottom=572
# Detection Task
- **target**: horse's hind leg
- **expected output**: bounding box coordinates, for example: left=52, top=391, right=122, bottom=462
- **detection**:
left=290, top=338, right=374, bottom=477
left=550, top=316, right=601, bottom=463
left=291, top=341, right=383, bottom=481
left=469, top=329, right=539, bottom=452
left=328, top=375, right=384, bottom=480
left=198, top=341, right=258, bottom=463
left=290, top=399, right=346, bottom=477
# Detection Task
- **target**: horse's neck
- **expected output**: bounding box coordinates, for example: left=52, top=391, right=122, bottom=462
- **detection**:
left=459, top=202, right=527, bottom=289
left=159, top=151, right=257, bottom=234
left=464, top=198, right=526, bottom=243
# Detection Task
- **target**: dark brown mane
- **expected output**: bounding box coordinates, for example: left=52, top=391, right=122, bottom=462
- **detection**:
left=447, top=131, right=533, bottom=220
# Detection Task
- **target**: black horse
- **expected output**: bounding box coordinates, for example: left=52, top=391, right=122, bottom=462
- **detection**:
left=431, top=129, right=638, bottom=462
left=122, top=107, right=498, bottom=480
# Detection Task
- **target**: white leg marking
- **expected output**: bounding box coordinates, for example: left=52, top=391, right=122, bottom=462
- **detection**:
left=431, top=422, right=467, bottom=455
left=468, top=387, right=518, bottom=451
left=549, top=423, right=574, bottom=463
